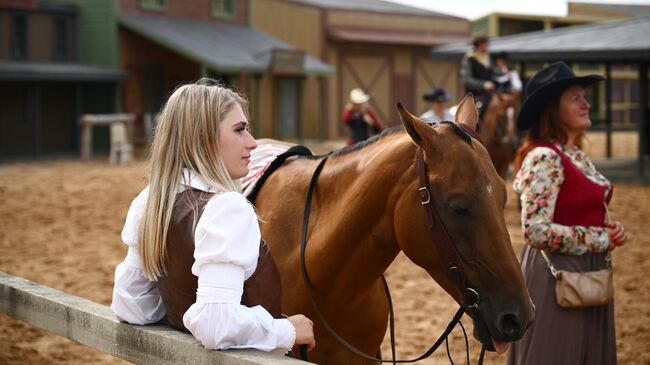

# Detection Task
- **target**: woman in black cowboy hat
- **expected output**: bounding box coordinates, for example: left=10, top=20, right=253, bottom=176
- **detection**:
left=508, top=62, right=627, bottom=365
left=419, top=86, right=453, bottom=124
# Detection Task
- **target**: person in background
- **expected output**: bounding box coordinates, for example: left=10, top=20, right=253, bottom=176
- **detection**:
left=111, top=78, right=315, bottom=355
left=460, top=34, right=497, bottom=116
left=492, top=51, right=523, bottom=94
left=419, top=86, right=453, bottom=125
left=507, top=62, right=626, bottom=365
left=342, top=88, right=383, bottom=145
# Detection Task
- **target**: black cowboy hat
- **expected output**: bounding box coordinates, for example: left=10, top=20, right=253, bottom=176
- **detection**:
left=422, top=86, right=451, bottom=103
left=518, top=61, right=604, bottom=130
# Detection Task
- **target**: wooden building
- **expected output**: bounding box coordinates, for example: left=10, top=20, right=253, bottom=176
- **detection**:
left=432, top=16, right=650, bottom=180
left=471, top=1, right=650, bottom=134
left=116, top=0, right=334, bottom=142
left=31, top=0, right=333, bottom=145
left=250, top=0, right=471, bottom=139
left=0, top=0, right=126, bottom=160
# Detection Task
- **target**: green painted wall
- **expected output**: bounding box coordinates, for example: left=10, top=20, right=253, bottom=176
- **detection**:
left=472, top=17, right=489, bottom=35
left=45, top=0, right=119, bottom=67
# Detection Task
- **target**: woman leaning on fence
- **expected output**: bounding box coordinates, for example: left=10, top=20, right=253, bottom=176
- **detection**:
left=507, top=62, right=627, bottom=365
left=110, top=78, right=315, bottom=354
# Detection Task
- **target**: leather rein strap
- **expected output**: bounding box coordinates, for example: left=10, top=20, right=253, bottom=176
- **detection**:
left=299, top=122, right=487, bottom=364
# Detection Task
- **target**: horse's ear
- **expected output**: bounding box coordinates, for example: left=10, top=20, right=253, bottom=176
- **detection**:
left=397, top=102, right=436, bottom=148
left=454, top=93, right=479, bottom=131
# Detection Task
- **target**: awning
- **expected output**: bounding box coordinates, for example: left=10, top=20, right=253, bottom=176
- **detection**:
left=430, top=15, right=650, bottom=62
left=328, top=27, right=469, bottom=46
left=0, top=61, right=128, bottom=81
left=119, top=14, right=334, bottom=75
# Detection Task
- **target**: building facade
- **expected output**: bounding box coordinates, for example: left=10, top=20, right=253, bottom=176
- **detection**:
left=251, top=0, right=471, bottom=139
left=471, top=1, right=650, bottom=130
left=115, top=0, right=333, bottom=143
left=0, top=0, right=126, bottom=160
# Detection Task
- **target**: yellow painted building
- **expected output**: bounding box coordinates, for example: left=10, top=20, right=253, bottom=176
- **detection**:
left=251, top=0, right=471, bottom=140
left=471, top=1, right=650, bottom=129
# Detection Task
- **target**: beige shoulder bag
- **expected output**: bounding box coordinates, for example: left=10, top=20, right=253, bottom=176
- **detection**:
left=539, top=204, right=614, bottom=308
left=540, top=250, right=613, bottom=308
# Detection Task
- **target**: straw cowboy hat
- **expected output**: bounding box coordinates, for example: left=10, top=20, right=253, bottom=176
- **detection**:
left=349, top=88, right=370, bottom=104
left=422, top=86, right=451, bottom=103
left=518, top=61, right=604, bottom=130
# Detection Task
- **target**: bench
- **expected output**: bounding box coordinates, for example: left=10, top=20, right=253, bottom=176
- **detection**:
left=0, top=272, right=309, bottom=365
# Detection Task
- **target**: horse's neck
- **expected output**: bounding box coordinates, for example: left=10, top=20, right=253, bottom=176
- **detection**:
left=306, top=134, right=414, bottom=295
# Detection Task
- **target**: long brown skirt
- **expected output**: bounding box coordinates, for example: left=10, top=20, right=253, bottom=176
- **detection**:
left=507, top=246, right=616, bottom=365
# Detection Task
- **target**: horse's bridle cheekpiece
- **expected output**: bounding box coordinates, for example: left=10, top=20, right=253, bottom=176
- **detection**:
left=299, top=123, right=487, bottom=364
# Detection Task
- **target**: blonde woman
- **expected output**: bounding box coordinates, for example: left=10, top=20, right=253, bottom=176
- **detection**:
left=111, top=79, right=315, bottom=354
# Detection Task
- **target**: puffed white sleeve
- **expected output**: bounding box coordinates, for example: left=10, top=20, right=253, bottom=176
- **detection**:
left=110, top=187, right=167, bottom=324
left=183, top=192, right=296, bottom=354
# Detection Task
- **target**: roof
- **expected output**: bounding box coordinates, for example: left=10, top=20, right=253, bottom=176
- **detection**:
left=572, top=2, right=650, bottom=17
left=431, top=16, right=650, bottom=62
left=328, top=27, right=469, bottom=46
left=291, top=0, right=460, bottom=18
left=0, top=61, right=128, bottom=81
left=119, top=14, right=334, bottom=75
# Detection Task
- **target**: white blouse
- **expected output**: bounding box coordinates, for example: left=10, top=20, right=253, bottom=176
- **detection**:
left=110, top=169, right=295, bottom=353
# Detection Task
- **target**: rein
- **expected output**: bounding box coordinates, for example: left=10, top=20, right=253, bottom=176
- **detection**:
left=298, top=125, right=487, bottom=364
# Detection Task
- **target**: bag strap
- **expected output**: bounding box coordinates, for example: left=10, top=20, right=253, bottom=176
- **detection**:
left=539, top=250, right=561, bottom=279
left=603, top=203, right=613, bottom=268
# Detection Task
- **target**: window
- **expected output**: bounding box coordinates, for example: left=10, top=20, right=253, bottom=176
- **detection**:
left=53, top=17, right=68, bottom=61
left=211, top=0, right=234, bottom=19
left=140, top=0, right=167, bottom=11
left=11, top=13, right=28, bottom=60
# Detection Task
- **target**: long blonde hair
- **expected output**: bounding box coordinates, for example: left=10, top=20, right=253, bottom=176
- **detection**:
left=139, top=78, right=248, bottom=280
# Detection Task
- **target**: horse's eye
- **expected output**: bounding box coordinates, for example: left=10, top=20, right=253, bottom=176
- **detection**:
left=447, top=202, right=473, bottom=217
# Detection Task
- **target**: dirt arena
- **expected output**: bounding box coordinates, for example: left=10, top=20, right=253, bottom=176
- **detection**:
left=1, top=157, right=648, bottom=365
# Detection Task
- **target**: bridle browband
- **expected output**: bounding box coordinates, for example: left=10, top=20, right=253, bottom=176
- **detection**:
left=298, top=122, right=487, bottom=364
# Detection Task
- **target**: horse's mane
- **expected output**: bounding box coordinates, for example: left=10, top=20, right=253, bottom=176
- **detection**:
left=330, top=126, right=404, bottom=157
left=301, top=121, right=471, bottom=159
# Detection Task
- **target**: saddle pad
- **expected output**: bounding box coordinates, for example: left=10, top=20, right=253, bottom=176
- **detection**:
left=242, top=143, right=313, bottom=202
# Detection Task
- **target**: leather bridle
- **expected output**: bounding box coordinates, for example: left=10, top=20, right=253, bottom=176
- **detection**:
left=298, top=122, right=487, bottom=364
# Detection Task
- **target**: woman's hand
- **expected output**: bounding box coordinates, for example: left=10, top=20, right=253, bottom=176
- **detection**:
left=287, top=314, right=316, bottom=351
left=606, top=221, right=628, bottom=250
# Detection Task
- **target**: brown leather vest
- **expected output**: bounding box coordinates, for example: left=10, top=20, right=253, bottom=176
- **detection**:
left=155, top=189, right=282, bottom=332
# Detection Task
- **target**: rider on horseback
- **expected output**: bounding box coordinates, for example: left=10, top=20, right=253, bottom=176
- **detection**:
left=460, top=34, right=497, bottom=116
left=492, top=51, right=522, bottom=95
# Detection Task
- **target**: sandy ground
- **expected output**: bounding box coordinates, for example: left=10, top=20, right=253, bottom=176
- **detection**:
left=0, top=158, right=648, bottom=365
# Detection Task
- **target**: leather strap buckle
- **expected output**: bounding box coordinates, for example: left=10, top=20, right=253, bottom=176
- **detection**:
left=418, top=186, right=431, bottom=205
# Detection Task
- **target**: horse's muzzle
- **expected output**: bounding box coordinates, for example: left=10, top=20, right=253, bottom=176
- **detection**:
left=470, top=303, right=534, bottom=352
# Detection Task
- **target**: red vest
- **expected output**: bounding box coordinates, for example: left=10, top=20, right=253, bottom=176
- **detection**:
left=533, top=143, right=612, bottom=227
left=156, top=189, right=282, bottom=332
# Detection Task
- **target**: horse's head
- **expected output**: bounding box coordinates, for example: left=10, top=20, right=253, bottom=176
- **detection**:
left=393, top=96, right=534, bottom=353
left=482, top=93, right=521, bottom=152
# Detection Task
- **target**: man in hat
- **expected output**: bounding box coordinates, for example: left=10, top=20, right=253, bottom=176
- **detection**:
left=419, top=86, right=453, bottom=125
left=492, top=51, right=522, bottom=95
left=460, top=34, right=497, bottom=116
left=342, top=88, right=383, bottom=145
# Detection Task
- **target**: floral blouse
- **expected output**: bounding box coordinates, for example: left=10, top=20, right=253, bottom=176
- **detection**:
left=513, top=143, right=612, bottom=255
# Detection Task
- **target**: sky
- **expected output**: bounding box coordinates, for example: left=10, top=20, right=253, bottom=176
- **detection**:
left=386, top=0, right=650, bottom=20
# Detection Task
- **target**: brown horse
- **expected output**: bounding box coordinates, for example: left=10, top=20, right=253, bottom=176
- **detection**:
left=253, top=96, right=534, bottom=364
left=477, top=93, right=520, bottom=179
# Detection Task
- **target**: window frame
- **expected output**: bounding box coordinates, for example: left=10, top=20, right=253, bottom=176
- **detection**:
left=10, top=12, right=28, bottom=61
left=140, top=0, right=168, bottom=12
left=211, top=0, right=235, bottom=20
left=52, top=16, right=69, bottom=61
